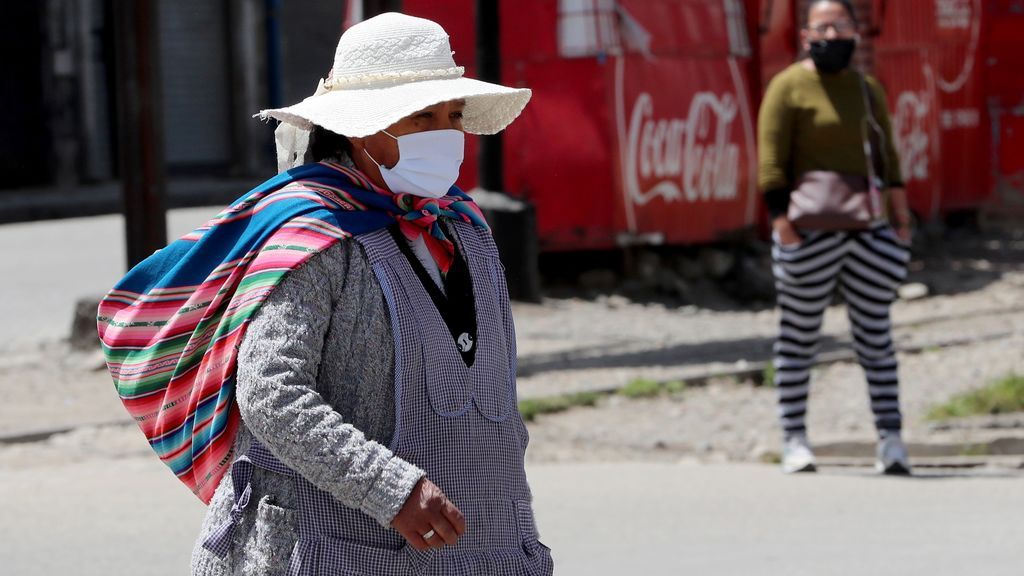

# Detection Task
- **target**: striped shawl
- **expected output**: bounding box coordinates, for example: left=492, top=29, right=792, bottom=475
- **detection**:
left=97, top=161, right=488, bottom=503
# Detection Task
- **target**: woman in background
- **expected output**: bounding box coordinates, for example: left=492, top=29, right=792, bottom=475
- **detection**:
left=758, top=0, right=913, bottom=475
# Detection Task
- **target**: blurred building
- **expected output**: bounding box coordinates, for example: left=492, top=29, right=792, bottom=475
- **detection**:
left=0, top=0, right=356, bottom=199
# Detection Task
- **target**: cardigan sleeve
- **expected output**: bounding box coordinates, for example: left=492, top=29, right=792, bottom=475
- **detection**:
left=235, top=241, right=424, bottom=528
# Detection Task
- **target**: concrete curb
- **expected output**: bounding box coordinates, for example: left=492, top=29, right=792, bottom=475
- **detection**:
left=815, top=455, right=1024, bottom=470
left=755, top=438, right=1024, bottom=470
left=0, top=419, right=134, bottom=445
left=814, top=437, right=1024, bottom=459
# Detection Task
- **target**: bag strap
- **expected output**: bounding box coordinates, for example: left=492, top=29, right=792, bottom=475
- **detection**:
left=857, top=72, right=888, bottom=190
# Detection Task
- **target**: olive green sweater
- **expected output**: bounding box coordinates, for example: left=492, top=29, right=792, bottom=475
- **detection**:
left=757, top=62, right=903, bottom=217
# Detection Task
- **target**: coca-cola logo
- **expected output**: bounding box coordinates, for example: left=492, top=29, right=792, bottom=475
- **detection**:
left=624, top=91, right=740, bottom=206
left=935, top=0, right=972, bottom=29
left=931, top=0, right=980, bottom=93
left=892, top=91, right=930, bottom=182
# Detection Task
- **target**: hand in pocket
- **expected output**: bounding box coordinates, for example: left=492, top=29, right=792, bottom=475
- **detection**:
left=773, top=217, right=802, bottom=248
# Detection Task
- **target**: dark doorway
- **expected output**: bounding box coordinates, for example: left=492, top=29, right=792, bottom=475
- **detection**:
left=0, top=3, right=49, bottom=188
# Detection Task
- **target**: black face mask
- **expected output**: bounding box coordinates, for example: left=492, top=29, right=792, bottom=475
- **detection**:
left=808, top=39, right=856, bottom=74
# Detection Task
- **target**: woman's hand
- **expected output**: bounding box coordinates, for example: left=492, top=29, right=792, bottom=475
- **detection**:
left=888, top=188, right=912, bottom=244
left=391, top=477, right=466, bottom=550
left=772, top=216, right=802, bottom=247
left=895, top=222, right=912, bottom=244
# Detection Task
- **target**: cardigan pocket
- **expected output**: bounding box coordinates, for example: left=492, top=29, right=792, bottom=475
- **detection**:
left=241, top=496, right=299, bottom=576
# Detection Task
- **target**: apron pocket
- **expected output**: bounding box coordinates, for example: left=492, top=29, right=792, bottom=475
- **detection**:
left=311, top=538, right=416, bottom=576
left=423, top=368, right=473, bottom=417
left=515, top=500, right=551, bottom=556
left=515, top=500, right=554, bottom=576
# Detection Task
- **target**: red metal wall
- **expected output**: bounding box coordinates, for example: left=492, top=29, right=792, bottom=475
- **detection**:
left=874, top=0, right=991, bottom=218
left=497, top=0, right=620, bottom=249
left=759, top=0, right=798, bottom=88
left=403, top=0, right=761, bottom=251
left=398, top=0, right=1018, bottom=251
left=396, top=1, right=483, bottom=195
left=985, top=0, right=1024, bottom=212
left=505, top=0, right=761, bottom=250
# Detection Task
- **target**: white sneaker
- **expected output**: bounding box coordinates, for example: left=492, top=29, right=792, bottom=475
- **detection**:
left=782, top=434, right=817, bottom=474
left=876, top=433, right=912, bottom=475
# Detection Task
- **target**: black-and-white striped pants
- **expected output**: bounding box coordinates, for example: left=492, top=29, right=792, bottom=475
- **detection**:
left=771, top=224, right=911, bottom=438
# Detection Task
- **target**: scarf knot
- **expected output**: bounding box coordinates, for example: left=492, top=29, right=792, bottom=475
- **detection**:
left=393, top=193, right=480, bottom=276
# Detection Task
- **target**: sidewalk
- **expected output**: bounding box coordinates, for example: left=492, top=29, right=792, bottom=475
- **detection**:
left=0, top=206, right=225, bottom=351
left=0, top=177, right=263, bottom=224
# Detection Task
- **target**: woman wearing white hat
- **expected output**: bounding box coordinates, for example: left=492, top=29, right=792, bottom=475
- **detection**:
left=190, top=11, right=552, bottom=575
left=98, top=11, right=547, bottom=576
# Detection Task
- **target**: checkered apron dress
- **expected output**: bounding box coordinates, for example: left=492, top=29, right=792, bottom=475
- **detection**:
left=205, top=221, right=553, bottom=576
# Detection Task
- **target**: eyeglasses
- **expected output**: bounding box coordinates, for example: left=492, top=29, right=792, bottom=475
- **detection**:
left=806, top=20, right=857, bottom=36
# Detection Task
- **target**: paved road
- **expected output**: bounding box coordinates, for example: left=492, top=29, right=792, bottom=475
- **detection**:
left=0, top=208, right=219, bottom=351
left=1, top=455, right=1020, bottom=575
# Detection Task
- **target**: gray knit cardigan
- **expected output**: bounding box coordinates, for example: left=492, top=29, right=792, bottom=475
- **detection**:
left=190, top=237, right=426, bottom=576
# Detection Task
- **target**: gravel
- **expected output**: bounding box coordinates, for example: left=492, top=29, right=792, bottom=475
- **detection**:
left=523, top=331, right=1024, bottom=464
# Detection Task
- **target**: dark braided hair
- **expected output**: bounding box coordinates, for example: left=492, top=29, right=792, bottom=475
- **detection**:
left=808, top=0, right=857, bottom=23
left=310, top=125, right=354, bottom=162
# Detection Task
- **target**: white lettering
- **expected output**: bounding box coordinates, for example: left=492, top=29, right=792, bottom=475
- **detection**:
left=940, top=108, right=980, bottom=130
left=624, top=92, right=740, bottom=206
left=935, top=0, right=971, bottom=29
left=893, top=91, right=930, bottom=182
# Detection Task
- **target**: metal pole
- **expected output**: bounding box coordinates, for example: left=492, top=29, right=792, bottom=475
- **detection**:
left=265, top=0, right=283, bottom=109
left=363, top=0, right=401, bottom=18
left=476, top=0, right=503, bottom=191
left=113, top=0, right=167, bottom=269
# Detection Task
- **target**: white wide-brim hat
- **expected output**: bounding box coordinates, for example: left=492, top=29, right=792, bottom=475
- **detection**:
left=256, top=12, right=532, bottom=137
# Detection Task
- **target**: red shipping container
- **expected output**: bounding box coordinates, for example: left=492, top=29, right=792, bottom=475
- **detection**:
left=380, top=0, right=1023, bottom=251
left=985, top=0, right=1024, bottom=211
left=874, top=0, right=1010, bottom=219
left=404, top=0, right=764, bottom=251
left=759, top=0, right=799, bottom=88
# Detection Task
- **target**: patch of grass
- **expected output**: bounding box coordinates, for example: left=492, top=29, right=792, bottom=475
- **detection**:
left=518, top=378, right=691, bottom=422
left=619, top=378, right=662, bottom=398
left=518, top=391, right=603, bottom=422
left=618, top=378, right=688, bottom=399
left=959, top=443, right=990, bottom=457
left=761, top=363, right=776, bottom=387
left=664, top=380, right=688, bottom=394
left=926, top=373, right=1024, bottom=421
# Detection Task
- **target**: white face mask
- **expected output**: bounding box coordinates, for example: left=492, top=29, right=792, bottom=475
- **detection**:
left=364, top=129, right=465, bottom=198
